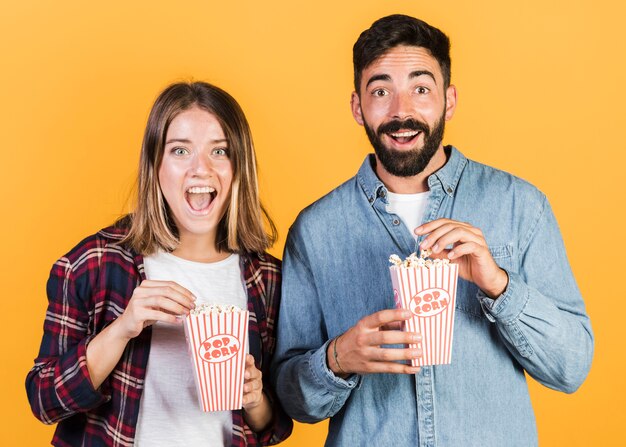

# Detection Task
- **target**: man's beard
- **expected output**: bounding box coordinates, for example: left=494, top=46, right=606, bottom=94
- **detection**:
left=364, top=111, right=446, bottom=177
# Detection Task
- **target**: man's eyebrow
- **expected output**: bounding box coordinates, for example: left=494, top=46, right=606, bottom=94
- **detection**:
left=365, top=70, right=437, bottom=89
left=410, top=70, right=437, bottom=84
left=365, top=74, right=391, bottom=89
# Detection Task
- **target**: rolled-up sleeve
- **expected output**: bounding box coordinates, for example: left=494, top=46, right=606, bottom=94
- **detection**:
left=25, top=257, right=108, bottom=424
left=479, top=195, right=594, bottom=393
left=271, top=227, right=360, bottom=423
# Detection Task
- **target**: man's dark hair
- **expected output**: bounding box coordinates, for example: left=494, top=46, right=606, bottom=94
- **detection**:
left=353, top=14, right=451, bottom=93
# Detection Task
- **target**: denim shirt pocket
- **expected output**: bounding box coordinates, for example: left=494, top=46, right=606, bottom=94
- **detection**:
left=489, top=244, right=515, bottom=272
left=454, top=244, right=514, bottom=317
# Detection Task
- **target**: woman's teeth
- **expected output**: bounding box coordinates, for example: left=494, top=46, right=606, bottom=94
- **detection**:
left=185, top=186, right=216, bottom=211
left=187, top=186, right=215, bottom=194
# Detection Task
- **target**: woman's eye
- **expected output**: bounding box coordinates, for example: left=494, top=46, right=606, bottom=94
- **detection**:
left=213, top=148, right=229, bottom=157
left=172, top=147, right=189, bottom=156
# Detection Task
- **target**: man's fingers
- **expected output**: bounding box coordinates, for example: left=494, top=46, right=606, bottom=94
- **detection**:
left=380, top=321, right=404, bottom=331
left=368, top=330, right=421, bottom=346
left=415, top=218, right=471, bottom=235
left=427, top=227, right=484, bottom=255
left=367, top=346, right=422, bottom=362
left=361, top=309, right=412, bottom=329
left=362, top=361, right=421, bottom=375
left=419, top=224, right=481, bottom=251
left=447, top=241, right=486, bottom=260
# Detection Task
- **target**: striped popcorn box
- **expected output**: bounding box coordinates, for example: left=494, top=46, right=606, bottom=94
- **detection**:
left=389, top=261, right=459, bottom=366
left=184, top=304, right=249, bottom=411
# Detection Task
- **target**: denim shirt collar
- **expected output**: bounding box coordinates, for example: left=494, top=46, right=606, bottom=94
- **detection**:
left=356, top=145, right=468, bottom=205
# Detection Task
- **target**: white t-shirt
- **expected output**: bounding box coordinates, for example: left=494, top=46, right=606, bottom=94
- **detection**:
left=386, top=190, right=431, bottom=239
left=134, top=252, right=247, bottom=447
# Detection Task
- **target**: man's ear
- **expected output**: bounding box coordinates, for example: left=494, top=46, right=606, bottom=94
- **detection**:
left=444, top=85, right=457, bottom=121
left=351, top=91, right=364, bottom=126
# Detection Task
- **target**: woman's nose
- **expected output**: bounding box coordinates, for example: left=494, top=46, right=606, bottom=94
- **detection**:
left=191, top=152, right=213, bottom=175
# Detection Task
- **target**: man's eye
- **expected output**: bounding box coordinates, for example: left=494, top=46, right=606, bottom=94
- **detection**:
left=373, top=89, right=388, bottom=97
left=173, top=147, right=189, bottom=155
left=416, top=86, right=429, bottom=94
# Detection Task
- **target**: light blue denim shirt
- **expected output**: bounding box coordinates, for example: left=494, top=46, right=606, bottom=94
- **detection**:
left=271, top=147, right=593, bottom=447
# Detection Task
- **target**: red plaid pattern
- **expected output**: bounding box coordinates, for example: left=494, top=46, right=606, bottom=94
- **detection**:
left=26, top=221, right=292, bottom=446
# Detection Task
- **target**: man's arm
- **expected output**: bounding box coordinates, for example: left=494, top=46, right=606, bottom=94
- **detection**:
left=270, top=228, right=421, bottom=422
left=270, top=234, right=360, bottom=423
left=416, top=196, right=593, bottom=392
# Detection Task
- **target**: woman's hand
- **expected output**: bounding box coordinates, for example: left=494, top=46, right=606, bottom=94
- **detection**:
left=86, top=280, right=195, bottom=389
left=242, top=354, right=272, bottom=432
left=116, top=280, right=196, bottom=340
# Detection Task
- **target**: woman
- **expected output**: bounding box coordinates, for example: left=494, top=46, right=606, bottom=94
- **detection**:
left=26, top=82, right=292, bottom=446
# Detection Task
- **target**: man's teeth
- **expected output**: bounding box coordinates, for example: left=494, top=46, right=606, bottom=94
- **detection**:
left=187, top=186, right=216, bottom=194
left=390, top=131, right=419, bottom=138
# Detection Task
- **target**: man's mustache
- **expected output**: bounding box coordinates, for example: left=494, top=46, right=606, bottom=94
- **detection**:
left=377, top=119, right=430, bottom=135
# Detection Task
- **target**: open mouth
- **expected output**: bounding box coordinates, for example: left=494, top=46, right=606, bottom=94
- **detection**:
left=185, top=186, right=217, bottom=213
left=387, top=130, right=422, bottom=145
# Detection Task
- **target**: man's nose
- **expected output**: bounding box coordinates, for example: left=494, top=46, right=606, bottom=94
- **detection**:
left=390, top=93, right=413, bottom=120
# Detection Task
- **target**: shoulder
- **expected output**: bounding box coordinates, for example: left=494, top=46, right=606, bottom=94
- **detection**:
left=244, top=251, right=281, bottom=273
left=48, top=218, right=139, bottom=302
left=463, top=158, right=546, bottom=206
left=54, top=217, right=137, bottom=275
left=242, top=252, right=282, bottom=304
left=456, top=157, right=551, bottom=243
left=290, top=175, right=358, bottom=234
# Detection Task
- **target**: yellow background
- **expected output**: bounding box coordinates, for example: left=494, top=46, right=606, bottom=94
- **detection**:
left=2, top=0, right=624, bottom=445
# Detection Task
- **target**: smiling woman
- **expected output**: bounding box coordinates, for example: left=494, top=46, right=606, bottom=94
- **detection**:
left=123, top=82, right=278, bottom=258
left=156, top=107, right=235, bottom=261
left=24, top=81, right=292, bottom=447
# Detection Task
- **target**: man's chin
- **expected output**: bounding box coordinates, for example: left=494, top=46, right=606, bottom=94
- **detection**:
left=374, top=143, right=442, bottom=177
left=376, top=154, right=424, bottom=177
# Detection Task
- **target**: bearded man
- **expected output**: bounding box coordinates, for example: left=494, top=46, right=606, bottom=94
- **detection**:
left=271, top=14, right=593, bottom=447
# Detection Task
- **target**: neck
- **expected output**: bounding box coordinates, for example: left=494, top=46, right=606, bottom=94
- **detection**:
left=375, top=146, right=448, bottom=194
left=172, top=232, right=230, bottom=263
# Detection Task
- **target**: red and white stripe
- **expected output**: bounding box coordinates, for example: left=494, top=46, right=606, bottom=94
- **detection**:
left=185, top=311, right=249, bottom=411
left=390, top=264, right=458, bottom=366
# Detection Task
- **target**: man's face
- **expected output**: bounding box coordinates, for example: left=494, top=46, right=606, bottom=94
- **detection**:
left=351, top=45, right=456, bottom=177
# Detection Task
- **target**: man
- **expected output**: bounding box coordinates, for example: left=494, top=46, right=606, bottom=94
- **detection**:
left=271, top=14, right=593, bottom=446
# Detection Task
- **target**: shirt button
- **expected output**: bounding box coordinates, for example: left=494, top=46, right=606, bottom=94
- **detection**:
left=392, top=219, right=400, bottom=225
left=447, top=187, right=453, bottom=194
left=368, top=197, right=374, bottom=203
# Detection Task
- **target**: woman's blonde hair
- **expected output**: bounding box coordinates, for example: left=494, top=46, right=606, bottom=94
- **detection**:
left=121, top=81, right=277, bottom=255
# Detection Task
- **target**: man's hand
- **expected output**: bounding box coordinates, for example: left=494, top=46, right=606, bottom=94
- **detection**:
left=415, top=218, right=508, bottom=298
left=328, top=309, right=422, bottom=378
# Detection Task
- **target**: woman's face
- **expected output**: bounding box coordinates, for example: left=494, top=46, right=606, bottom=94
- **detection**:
left=158, top=106, right=234, bottom=245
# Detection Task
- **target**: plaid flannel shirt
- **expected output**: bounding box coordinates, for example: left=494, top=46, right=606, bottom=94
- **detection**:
left=26, top=221, right=292, bottom=446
